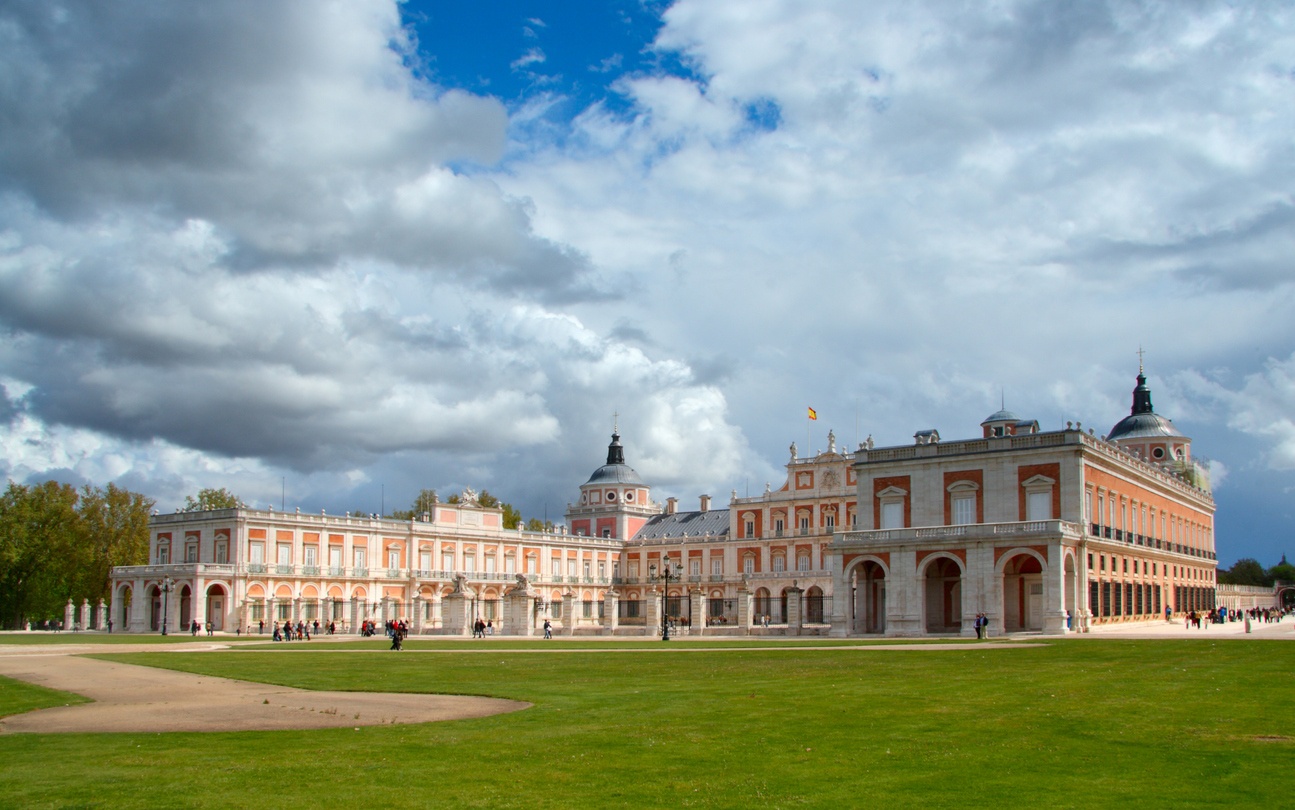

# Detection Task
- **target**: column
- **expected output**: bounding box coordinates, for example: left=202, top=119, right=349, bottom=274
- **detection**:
left=689, top=589, right=705, bottom=637
left=192, top=579, right=207, bottom=631
left=412, top=595, right=423, bottom=634
left=441, top=590, right=471, bottom=636
left=602, top=590, right=619, bottom=634
left=785, top=584, right=803, bottom=636
left=1042, top=541, right=1069, bottom=635
left=79, top=599, right=90, bottom=631
left=96, top=598, right=107, bottom=631
left=562, top=590, right=578, bottom=636
left=131, top=578, right=147, bottom=632
left=645, top=588, right=661, bottom=638
left=349, top=597, right=360, bottom=633
left=64, top=600, right=75, bottom=631
left=886, top=548, right=921, bottom=636
left=827, top=553, right=849, bottom=637
left=735, top=586, right=753, bottom=635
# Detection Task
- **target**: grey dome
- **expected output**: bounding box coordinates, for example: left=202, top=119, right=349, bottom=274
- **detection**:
left=981, top=408, right=1020, bottom=425
left=583, top=431, right=645, bottom=486
left=1107, top=371, right=1185, bottom=442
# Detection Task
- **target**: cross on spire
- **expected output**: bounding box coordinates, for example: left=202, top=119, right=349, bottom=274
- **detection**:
left=1137, top=346, right=1146, bottom=374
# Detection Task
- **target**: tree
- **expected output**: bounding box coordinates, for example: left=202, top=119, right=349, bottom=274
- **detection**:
left=183, top=487, right=240, bottom=512
left=77, top=483, right=154, bottom=602
left=1268, top=555, right=1295, bottom=584
left=526, top=518, right=555, bottom=532
left=391, top=489, right=438, bottom=520
left=1218, top=558, right=1269, bottom=586
left=501, top=502, right=522, bottom=530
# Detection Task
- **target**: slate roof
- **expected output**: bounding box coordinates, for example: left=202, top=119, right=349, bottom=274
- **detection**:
left=632, top=509, right=731, bottom=541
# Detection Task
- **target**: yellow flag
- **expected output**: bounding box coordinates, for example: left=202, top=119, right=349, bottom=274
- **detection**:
left=808, top=407, right=817, bottom=420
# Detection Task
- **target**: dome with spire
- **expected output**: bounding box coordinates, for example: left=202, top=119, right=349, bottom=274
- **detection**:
left=1107, top=371, right=1185, bottom=443
left=583, top=431, right=645, bottom=486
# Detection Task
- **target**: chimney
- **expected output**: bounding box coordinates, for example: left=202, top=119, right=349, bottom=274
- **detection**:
left=699, top=494, right=711, bottom=512
left=666, top=497, right=678, bottom=515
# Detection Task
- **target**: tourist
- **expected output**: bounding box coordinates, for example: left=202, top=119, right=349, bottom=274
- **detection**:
left=543, top=619, right=552, bottom=639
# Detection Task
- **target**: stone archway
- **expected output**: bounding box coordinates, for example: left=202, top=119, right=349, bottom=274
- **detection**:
left=852, top=560, right=887, bottom=634
left=1001, top=552, right=1045, bottom=631
left=116, top=584, right=133, bottom=631
left=149, top=585, right=162, bottom=632
left=205, top=584, right=228, bottom=631
left=923, top=557, right=963, bottom=634
left=178, top=585, right=192, bottom=630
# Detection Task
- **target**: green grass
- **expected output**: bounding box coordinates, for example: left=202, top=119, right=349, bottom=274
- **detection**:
left=0, top=632, right=266, bottom=645
left=0, top=674, right=89, bottom=719
left=0, top=639, right=1290, bottom=808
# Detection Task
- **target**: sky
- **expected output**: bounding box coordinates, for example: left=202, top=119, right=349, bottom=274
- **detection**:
left=1, top=0, right=1293, bottom=567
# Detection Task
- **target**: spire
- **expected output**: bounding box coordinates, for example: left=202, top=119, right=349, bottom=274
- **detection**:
left=1131, top=369, right=1154, bottom=415
left=606, top=431, right=625, bottom=465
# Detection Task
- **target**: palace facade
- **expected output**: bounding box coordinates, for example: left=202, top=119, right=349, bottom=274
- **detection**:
left=110, top=369, right=1217, bottom=636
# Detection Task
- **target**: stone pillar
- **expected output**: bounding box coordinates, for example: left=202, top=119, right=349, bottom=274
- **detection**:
left=562, top=590, right=578, bottom=636
left=1043, top=541, right=1069, bottom=635
left=503, top=590, right=534, bottom=637
left=735, top=587, right=753, bottom=635
left=97, top=598, right=107, bottom=631
left=645, top=588, right=661, bottom=638
left=785, top=585, right=803, bottom=636
left=412, top=595, right=423, bottom=634
left=79, top=599, right=90, bottom=631
left=192, top=581, right=207, bottom=631
left=64, top=599, right=75, bottom=631
left=602, top=590, right=619, bottom=634
left=828, top=554, right=850, bottom=637
left=441, top=590, right=472, bottom=636
left=131, top=578, right=147, bottom=632
left=689, top=589, right=705, bottom=636
left=886, top=548, right=922, bottom=636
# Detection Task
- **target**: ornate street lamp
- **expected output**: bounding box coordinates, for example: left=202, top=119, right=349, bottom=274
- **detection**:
left=160, top=577, right=174, bottom=636
left=649, top=560, right=682, bottom=641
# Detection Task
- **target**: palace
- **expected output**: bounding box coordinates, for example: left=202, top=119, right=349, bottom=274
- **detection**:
left=110, top=369, right=1217, bottom=636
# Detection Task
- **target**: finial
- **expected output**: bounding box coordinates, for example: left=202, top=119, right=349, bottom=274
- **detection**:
left=1137, top=345, right=1145, bottom=374
left=1001, top=387, right=1005, bottom=410
left=613, top=410, right=619, bottom=434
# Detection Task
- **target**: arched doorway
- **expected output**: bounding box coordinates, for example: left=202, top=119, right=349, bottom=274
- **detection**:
left=117, top=585, right=133, bottom=631
left=178, top=585, right=192, bottom=631
left=1001, top=553, right=1044, bottom=631
left=150, top=585, right=162, bottom=632
left=804, top=585, right=825, bottom=624
left=924, top=557, right=963, bottom=633
left=205, top=584, right=227, bottom=631
left=754, top=587, right=772, bottom=625
left=852, top=560, right=887, bottom=634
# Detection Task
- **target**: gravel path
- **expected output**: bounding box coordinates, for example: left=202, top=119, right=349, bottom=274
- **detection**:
left=0, top=643, right=527, bottom=734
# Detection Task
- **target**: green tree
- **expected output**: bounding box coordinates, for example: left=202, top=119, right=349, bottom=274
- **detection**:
left=77, top=483, right=153, bottom=602
left=1267, top=555, right=1295, bottom=584
left=501, top=502, right=523, bottom=530
left=1218, top=558, right=1269, bottom=586
left=0, top=481, right=82, bottom=628
left=392, top=489, right=438, bottom=520
left=525, top=518, right=555, bottom=532
left=183, top=487, right=240, bottom=512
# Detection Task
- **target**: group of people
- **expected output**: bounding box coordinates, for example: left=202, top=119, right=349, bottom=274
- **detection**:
left=471, top=618, right=494, bottom=637
left=388, top=619, right=408, bottom=650
left=188, top=619, right=216, bottom=636
left=974, top=613, right=991, bottom=639
left=271, top=620, right=316, bottom=641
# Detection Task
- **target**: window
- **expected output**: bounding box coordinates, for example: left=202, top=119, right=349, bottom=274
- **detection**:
left=330, top=546, right=342, bottom=569
left=711, top=558, right=723, bottom=576
left=1026, top=491, right=1050, bottom=521
left=1087, top=553, right=1093, bottom=570
left=598, top=562, right=606, bottom=578
left=799, top=516, right=811, bottom=531
left=568, top=560, right=577, bottom=577
left=951, top=496, right=975, bottom=525
left=774, top=518, right=785, bottom=536
left=552, top=559, right=561, bottom=577
left=249, top=543, right=264, bottom=565
left=387, top=550, right=399, bottom=569
left=743, top=556, right=755, bottom=575
left=215, top=541, right=228, bottom=564
left=797, top=555, right=811, bottom=572
left=486, top=554, right=497, bottom=574
left=353, top=548, right=366, bottom=570
left=277, top=543, right=291, bottom=566
left=506, top=555, right=516, bottom=574
left=584, top=562, right=591, bottom=579
left=690, top=559, right=701, bottom=577
left=442, top=552, right=455, bottom=571
left=157, top=545, right=170, bottom=565
left=745, top=520, right=755, bottom=537
left=881, top=502, right=903, bottom=530
left=420, top=551, right=432, bottom=571
left=628, top=562, right=639, bottom=579
left=304, top=546, right=317, bottom=567
left=825, top=514, right=836, bottom=529
left=464, top=553, right=475, bottom=573
left=772, top=556, right=785, bottom=573
left=185, top=544, right=198, bottom=563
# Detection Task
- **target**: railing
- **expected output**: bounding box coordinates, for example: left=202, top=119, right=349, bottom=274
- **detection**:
left=836, top=519, right=1083, bottom=547
left=302, top=566, right=320, bottom=576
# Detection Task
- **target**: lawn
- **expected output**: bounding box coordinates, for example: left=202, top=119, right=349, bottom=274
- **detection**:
left=0, top=639, right=1289, bottom=808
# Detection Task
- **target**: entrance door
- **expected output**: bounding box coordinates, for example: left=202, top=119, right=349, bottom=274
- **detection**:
left=1027, top=581, right=1043, bottom=630
left=207, top=595, right=224, bottom=630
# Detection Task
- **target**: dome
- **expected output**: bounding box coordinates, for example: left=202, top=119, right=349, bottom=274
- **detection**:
left=1107, top=371, right=1185, bottom=442
left=583, top=431, right=645, bottom=486
left=981, top=408, right=1020, bottom=425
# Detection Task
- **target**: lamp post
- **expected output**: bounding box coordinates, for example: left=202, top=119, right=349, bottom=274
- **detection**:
left=160, top=577, right=174, bottom=636
left=649, top=560, right=681, bottom=641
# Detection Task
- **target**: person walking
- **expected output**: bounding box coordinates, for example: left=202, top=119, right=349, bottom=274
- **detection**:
left=543, top=619, right=552, bottom=639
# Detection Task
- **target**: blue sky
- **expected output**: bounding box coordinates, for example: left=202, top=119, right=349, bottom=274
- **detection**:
left=1, top=0, right=1293, bottom=567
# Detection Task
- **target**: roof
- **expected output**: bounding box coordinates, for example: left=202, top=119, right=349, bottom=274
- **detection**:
left=1107, top=371, right=1186, bottom=442
left=584, top=464, right=645, bottom=486
left=633, top=509, right=730, bottom=541
left=981, top=408, right=1021, bottom=424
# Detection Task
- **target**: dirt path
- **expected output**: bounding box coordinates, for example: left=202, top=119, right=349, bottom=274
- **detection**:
left=0, top=644, right=527, bottom=734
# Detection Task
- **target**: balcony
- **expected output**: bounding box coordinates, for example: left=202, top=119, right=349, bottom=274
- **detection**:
left=835, top=519, right=1083, bottom=547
